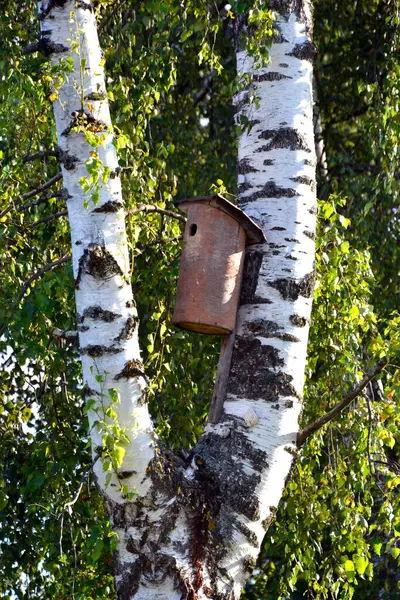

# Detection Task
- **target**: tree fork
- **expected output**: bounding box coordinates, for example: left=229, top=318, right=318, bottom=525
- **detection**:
left=37, top=0, right=317, bottom=598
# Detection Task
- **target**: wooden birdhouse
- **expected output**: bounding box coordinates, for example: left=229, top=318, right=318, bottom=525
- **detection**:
left=172, top=194, right=266, bottom=335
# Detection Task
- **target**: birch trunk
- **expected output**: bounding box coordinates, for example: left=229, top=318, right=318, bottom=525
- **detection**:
left=39, top=1, right=316, bottom=599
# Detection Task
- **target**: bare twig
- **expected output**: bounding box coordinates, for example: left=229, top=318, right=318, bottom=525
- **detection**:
left=297, top=357, right=388, bottom=447
left=129, top=203, right=186, bottom=222
left=18, top=255, right=71, bottom=303
left=0, top=172, right=63, bottom=219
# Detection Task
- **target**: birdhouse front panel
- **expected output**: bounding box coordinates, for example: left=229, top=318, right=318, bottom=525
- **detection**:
left=172, top=202, right=247, bottom=335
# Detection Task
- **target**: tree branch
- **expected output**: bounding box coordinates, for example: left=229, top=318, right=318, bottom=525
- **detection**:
left=297, top=357, right=388, bottom=447
left=136, top=236, right=183, bottom=253
left=30, top=210, right=68, bottom=229
left=0, top=254, right=71, bottom=339
left=129, top=204, right=186, bottom=222
left=18, top=254, right=71, bottom=302
left=23, top=149, right=59, bottom=163
left=0, top=172, right=63, bottom=219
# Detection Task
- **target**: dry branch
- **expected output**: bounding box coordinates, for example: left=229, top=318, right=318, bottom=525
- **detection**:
left=297, top=357, right=388, bottom=446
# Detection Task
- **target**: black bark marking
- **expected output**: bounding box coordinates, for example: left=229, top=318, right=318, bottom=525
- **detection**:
left=238, top=158, right=259, bottom=174
left=238, top=182, right=253, bottom=195
left=248, top=119, right=261, bottom=128
left=118, top=470, right=136, bottom=480
left=75, top=243, right=127, bottom=288
left=115, top=555, right=146, bottom=600
left=243, top=181, right=298, bottom=202
left=240, top=249, right=262, bottom=305
left=82, top=344, right=123, bottom=357
left=236, top=521, right=259, bottom=547
left=114, top=316, right=139, bottom=342
left=308, top=204, right=319, bottom=215
left=290, top=314, right=308, bottom=327
left=83, top=306, right=122, bottom=322
left=291, top=175, right=316, bottom=194
left=228, top=337, right=299, bottom=402
left=285, top=238, right=299, bottom=243
left=279, top=63, right=289, bottom=68
left=263, top=159, right=274, bottom=166
left=261, top=506, right=277, bottom=531
left=253, top=72, right=292, bottom=82
left=269, top=271, right=315, bottom=301
left=77, top=325, right=89, bottom=332
left=303, top=230, right=316, bottom=240
left=115, top=359, right=146, bottom=381
left=257, top=127, right=311, bottom=153
left=93, top=200, right=123, bottom=213
left=272, top=30, right=288, bottom=44
left=195, top=428, right=268, bottom=521
left=234, top=93, right=249, bottom=113
left=61, top=109, right=108, bottom=137
left=286, top=255, right=298, bottom=260
left=287, top=40, right=317, bottom=63
left=38, top=32, right=69, bottom=55
left=82, top=385, right=97, bottom=398
left=304, top=158, right=316, bottom=167
left=75, top=0, right=93, bottom=11
left=59, top=149, right=78, bottom=170
left=39, top=1, right=69, bottom=20
left=271, top=226, right=286, bottom=231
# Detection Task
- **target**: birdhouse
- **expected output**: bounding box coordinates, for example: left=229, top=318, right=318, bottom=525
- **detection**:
left=172, top=194, right=266, bottom=335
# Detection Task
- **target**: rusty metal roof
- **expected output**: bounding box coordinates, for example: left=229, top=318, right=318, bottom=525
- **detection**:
left=174, top=194, right=266, bottom=246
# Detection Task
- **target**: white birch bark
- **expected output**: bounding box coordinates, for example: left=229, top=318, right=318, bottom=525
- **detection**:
left=39, top=1, right=316, bottom=599
left=38, top=0, right=155, bottom=502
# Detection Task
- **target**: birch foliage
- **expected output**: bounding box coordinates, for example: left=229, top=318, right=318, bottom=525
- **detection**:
left=0, top=1, right=399, bottom=599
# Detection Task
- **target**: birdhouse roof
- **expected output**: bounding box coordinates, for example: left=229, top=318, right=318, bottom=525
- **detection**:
left=174, top=194, right=266, bottom=245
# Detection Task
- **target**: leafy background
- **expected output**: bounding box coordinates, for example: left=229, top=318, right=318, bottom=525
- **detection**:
left=0, top=1, right=399, bottom=599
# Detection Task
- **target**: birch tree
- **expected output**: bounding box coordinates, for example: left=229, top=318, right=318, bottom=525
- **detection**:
left=1, top=1, right=398, bottom=599
left=35, top=0, right=316, bottom=598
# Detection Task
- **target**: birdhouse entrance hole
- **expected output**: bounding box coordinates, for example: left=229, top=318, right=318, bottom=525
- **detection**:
left=172, top=195, right=266, bottom=336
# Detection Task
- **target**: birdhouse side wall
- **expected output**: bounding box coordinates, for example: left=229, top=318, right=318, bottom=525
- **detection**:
left=172, top=203, right=247, bottom=335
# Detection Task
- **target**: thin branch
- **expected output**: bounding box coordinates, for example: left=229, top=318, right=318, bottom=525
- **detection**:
left=136, top=235, right=183, bottom=253
left=0, top=172, right=63, bottom=219
left=129, top=203, right=186, bottom=222
left=297, top=358, right=388, bottom=447
left=30, top=210, right=68, bottom=229
left=18, top=255, right=71, bottom=303
left=16, top=192, right=63, bottom=215
left=23, top=149, right=59, bottom=163
left=0, top=255, right=71, bottom=339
